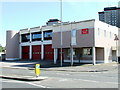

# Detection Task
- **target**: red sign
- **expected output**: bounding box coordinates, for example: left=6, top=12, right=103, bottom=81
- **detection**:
left=81, top=28, right=89, bottom=34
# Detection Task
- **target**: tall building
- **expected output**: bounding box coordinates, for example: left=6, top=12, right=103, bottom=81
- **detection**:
left=118, top=2, right=120, bottom=28
left=118, top=29, right=120, bottom=58
left=98, top=7, right=120, bottom=28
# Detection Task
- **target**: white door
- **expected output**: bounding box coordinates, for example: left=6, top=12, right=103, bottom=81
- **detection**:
left=112, top=50, right=116, bottom=61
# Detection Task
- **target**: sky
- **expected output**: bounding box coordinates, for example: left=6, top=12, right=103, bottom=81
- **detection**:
left=0, top=0, right=120, bottom=47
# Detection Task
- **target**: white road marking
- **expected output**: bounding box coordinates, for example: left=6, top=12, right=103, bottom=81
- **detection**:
left=2, top=80, right=25, bottom=83
left=2, top=80, right=49, bottom=88
left=56, top=73, right=70, bottom=76
left=30, top=72, right=34, bottom=73
left=27, top=82, right=49, bottom=88
left=82, top=79, right=98, bottom=83
left=59, top=79, right=68, bottom=82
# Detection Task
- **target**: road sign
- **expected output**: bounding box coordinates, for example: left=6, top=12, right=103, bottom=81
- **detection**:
left=35, top=64, right=40, bottom=77
left=114, top=35, right=119, bottom=40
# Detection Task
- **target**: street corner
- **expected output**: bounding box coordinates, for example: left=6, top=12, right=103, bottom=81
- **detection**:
left=31, top=76, right=48, bottom=80
left=21, top=76, right=48, bottom=81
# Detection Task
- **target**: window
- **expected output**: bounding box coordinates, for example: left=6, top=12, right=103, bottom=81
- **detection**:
left=83, top=48, right=92, bottom=55
left=98, top=28, right=100, bottom=36
left=73, top=49, right=76, bottom=55
left=71, top=30, right=76, bottom=45
left=32, top=32, right=41, bottom=41
left=104, top=30, right=106, bottom=37
left=72, top=30, right=76, bottom=37
left=110, top=32, right=112, bottom=38
left=67, top=48, right=76, bottom=56
left=44, top=30, right=52, bottom=40
left=21, top=34, right=30, bottom=42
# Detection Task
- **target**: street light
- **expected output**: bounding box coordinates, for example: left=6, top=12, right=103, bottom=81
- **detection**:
left=60, top=0, right=63, bottom=66
left=114, top=34, right=119, bottom=63
left=70, top=23, right=73, bottom=66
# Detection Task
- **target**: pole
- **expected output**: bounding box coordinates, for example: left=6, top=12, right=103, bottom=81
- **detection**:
left=71, top=45, right=73, bottom=66
left=116, top=40, right=118, bottom=63
left=70, top=23, right=73, bottom=66
left=60, top=0, right=63, bottom=66
left=92, top=47, right=96, bottom=65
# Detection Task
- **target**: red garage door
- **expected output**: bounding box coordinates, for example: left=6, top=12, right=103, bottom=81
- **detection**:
left=22, top=46, right=29, bottom=59
left=32, top=45, right=41, bottom=60
left=44, top=44, right=54, bottom=60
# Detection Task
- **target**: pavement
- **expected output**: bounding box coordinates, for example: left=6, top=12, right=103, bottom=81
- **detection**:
left=1, top=75, right=47, bottom=81
left=0, top=60, right=119, bottom=81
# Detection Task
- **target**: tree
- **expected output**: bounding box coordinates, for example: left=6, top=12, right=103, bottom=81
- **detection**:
left=0, top=44, right=5, bottom=52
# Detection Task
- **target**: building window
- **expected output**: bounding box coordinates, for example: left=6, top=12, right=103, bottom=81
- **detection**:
left=32, top=32, right=41, bottom=41
left=71, top=30, right=76, bottom=45
left=98, top=28, right=100, bottom=36
left=72, top=49, right=76, bottom=56
left=72, top=30, right=76, bottom=37
left=21, top=34, right=30, bottom=42
left=83, top=48, right=92, bottom=56
left=67, top=48, right=76, bottom=56
left=44, top=30, right=52, bottom=40
left=110, top=32, right=112, bottom=38
left=104, top=30, right=106, bottom=37
left=67, top=49, right=70, bottom=56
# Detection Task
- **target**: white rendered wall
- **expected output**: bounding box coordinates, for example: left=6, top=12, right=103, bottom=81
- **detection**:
left=95, top=20, right=118, bottom=62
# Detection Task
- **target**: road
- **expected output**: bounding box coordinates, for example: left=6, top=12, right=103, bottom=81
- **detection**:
left=1, top=67, right=118, bottom=88
left=2, top=79, right=46, bottom=88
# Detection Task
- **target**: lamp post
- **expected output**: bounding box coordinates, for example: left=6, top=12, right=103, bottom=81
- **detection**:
left=114, top=34, right=119, bottom=63
left=60, top=0, right=63, bottom=66
left=70, top=23, right=73, bottom=66
left=70, top=43, right=73, bottom=66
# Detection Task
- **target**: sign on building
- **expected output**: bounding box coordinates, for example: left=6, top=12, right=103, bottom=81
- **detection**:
left=81, top=28, right=89, bottom=34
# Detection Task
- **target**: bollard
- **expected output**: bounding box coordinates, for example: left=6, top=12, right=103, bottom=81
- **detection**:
left=35, top=64, right=40, bottom=78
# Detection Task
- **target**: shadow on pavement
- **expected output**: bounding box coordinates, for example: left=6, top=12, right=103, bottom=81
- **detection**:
left=1, top=59, right=91, bottom=68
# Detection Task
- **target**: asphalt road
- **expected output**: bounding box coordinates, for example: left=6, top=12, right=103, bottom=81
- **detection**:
left=2, top=78, right=47, bottom=88
left=1, top=68, right=119, bottom=88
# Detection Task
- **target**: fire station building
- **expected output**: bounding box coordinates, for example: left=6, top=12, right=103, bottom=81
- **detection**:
left=6, top=19, right=119, bottom=65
